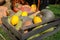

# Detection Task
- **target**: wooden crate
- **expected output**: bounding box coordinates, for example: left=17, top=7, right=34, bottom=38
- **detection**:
left=1, top=17, right=60, bottom=40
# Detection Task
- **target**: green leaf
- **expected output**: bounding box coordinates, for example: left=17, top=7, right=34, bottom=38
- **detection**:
left=15, top=10, right=22, bottom=17
left=15, top=20, right=22, bottom=30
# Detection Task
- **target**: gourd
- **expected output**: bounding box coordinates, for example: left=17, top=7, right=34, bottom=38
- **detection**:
left=39, top=9, right=55, bottom=23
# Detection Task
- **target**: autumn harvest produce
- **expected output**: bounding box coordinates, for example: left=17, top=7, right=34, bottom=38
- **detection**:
left=33, top=16, right=42, bottom=24
left=13, top=4, right=37, bottom=13
left=0, top=0, right=60, bottom=39
left=10, top=15, right=19, bottom=26
left=40, top=9, right=55, bottom=22
left=31, top=4, right=37, bottom=12
left=1, top=3, right=60, bottom=40
left=21, top=11, right=28, bottom=16
left=6, top=7, right=55, bottom=35
left=0, top=2, right=56, bottom=40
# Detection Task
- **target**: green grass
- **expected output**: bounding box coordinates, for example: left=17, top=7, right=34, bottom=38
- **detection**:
left=48, top=5, right=60, bottom=17
left=0, top=26, right=12, bottom=40
left=43, top=4, right=60, bottom=40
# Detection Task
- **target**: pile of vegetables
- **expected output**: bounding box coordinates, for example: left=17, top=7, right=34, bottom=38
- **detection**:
left=13, top=4, right=37, bottom=13
left=0, top=3, right=56, bottom=40
left=0, top=0, right=59, bottom=40
left=6, top=7, right=56, bottom=40
left=7, top=3, right=55, bottom=34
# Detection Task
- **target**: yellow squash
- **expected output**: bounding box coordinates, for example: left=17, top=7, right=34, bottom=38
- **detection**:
left=33, top=16, right=42, bottom=24
left=31, top=4, right=37, bottom=12
left=21, top=11, right=28, bottom=16
left=10, top=15, right=19, bottom=26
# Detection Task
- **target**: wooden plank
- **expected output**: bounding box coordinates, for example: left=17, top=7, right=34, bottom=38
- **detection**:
left=22, top=18, right=60, bottom=40
left=2, top=17, right=23, bottom=40
left=2, top=17, right=60, bottom=40
left=1, top=25, right=17, bottom=40
left=22, top=18, right=60, bottom=30
left=32, top=25, right=60, bottom=40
